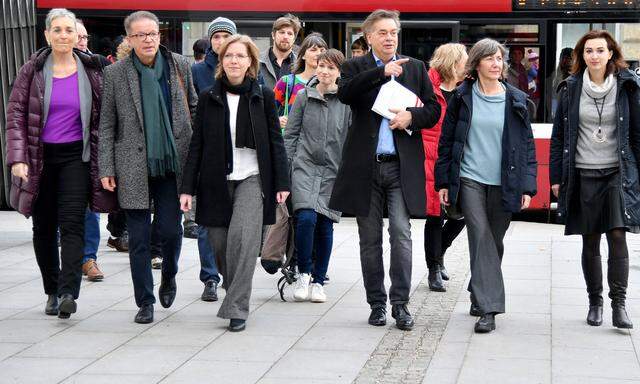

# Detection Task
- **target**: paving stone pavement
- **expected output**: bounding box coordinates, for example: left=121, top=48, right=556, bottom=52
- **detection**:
left=1, top=212, right=640, bottom=383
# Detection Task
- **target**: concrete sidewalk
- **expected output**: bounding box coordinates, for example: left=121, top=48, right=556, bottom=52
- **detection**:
left=0, top=212, right=638, bottom=383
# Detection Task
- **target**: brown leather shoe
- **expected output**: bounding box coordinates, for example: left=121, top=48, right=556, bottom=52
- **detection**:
left=82, top=260, right=104, bottom=281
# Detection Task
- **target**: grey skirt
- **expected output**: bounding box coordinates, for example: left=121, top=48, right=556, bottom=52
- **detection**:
left=565, top=167, right=640, bottom=235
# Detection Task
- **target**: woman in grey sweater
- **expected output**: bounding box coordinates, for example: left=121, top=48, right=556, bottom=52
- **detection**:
left=550, top=30, right=640, bottom=329
left=284, top=49, right=350, bottom=303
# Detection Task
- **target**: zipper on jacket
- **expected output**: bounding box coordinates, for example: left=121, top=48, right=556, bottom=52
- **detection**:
left=615, top=81, right=631, bottom=221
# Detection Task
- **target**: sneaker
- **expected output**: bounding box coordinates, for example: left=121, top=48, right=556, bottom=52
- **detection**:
left=310, top=283, right=326, bottom=303
left=293, top=273, right=311, bottom=301
left=151, top=257, right=163, bottom=270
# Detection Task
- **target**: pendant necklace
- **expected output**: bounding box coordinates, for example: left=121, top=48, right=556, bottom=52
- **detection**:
left=591, top=92, right=608, bottom=143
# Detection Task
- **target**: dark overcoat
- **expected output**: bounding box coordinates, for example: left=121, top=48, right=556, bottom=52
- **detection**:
left=329, top=51, right=441, bottom=217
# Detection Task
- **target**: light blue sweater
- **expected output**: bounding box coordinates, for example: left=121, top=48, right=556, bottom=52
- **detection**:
left=460, top=81, right=506, bottom=186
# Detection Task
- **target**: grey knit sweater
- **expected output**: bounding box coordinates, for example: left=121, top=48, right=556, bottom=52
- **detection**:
left=576, top=71, right=618, bottom=169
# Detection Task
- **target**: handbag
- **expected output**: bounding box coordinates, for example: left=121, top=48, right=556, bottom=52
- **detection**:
left=260, top=203, right=292, bottom=274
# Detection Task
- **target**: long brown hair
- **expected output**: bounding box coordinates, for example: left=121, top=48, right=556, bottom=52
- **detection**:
left=293, top=33, right=328, bottom=74
left=571, top=30, right=627, bottom=76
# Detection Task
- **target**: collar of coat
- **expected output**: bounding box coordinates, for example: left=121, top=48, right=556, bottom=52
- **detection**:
left=303, top=77, right=338, bottom=101
left=32, top=46, right=103, bottom=71
left=556, top=68, right=640, bottom=94
left=455, top=77, right=529, bottom=116
left=207, top=77, right=264, bottom=104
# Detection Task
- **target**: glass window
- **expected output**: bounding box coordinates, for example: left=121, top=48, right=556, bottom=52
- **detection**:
left=460, top=24, right=539, bottom=44
left=181, top=22, right=272, bottom=63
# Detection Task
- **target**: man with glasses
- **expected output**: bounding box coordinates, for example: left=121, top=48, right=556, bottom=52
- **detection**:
left=98, top=10, right=197, bottom=324
left=330, top=9, right=440, bottom=331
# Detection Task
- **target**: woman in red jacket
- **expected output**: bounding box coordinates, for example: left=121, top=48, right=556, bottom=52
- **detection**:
left=5, top=8, right=116, bottom=319
left=422, top=43, right=468, bottom=292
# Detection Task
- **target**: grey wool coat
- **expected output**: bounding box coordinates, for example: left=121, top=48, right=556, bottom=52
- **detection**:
left=98, top=46, right=198, bottom=209
left=284, top=78, right=351, bottom=222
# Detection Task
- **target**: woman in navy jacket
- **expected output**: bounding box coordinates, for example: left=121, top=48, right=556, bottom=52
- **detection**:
left=435, top=38, right=537, bottom=334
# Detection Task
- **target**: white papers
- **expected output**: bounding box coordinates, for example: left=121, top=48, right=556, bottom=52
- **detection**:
left=372, top=79, right=423, bottom=120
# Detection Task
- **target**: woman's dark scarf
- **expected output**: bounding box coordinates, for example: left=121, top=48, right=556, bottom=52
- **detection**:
left=221, top=76, right=256, bottom=175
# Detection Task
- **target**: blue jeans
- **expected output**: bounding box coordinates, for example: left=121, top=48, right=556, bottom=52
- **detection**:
left=198, top=225, right=219, bottom=283
left=294, top=209, right=334, bottom=285
left=83, top=210, right=100, bottom=264
left=125, top=177, right=183, bottom=307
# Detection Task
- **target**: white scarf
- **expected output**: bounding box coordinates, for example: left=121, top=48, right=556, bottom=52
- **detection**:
left=583, top=70, right=615, bottom=99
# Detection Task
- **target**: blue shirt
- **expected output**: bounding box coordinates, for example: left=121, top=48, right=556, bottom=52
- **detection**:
left=373, top=52, right=397, bottom=155
left=459, top=81, right=506, bottom=186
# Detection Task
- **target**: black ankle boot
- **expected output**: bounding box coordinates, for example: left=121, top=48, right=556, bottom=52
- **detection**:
left=45, top=294, right=59, bottom=316
left=612, top=305, right=633, bottom=329
left=428, top=265, right=445, bottom=292
left=587, top=305, right=603, bottom=326
left=474, top=313, right=496, bottom=333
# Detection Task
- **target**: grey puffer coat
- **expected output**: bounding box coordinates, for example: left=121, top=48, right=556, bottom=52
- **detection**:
left=284, top=78, right=351, bottom=222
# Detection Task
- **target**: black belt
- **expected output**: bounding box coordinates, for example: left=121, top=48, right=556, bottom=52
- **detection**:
left=375, top=153, right=399, bottom=163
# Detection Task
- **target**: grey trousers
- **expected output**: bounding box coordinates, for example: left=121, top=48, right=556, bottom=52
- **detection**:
left=459, top=177, right=512, bottom=315
left=356, top=161, right=412, bottom=308
left=208, top=175, right=263, bottom=320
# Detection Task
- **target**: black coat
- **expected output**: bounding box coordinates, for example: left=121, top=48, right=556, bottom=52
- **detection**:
left=550, top=69, right=640, bottom=225
left=180, top=80, right=290, bottom=227
left=329, top=52, right=441, bottom=217
left=434, top=79, right=537, bottom=212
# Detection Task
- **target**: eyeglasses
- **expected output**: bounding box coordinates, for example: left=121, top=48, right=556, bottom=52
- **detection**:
left=129, top=32, right=160, bottom=41
left=223, top=53, right=249, bottom=61
left=78, top=35, right=90, bottom=41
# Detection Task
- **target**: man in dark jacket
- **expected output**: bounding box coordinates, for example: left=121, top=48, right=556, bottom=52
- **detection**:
left=329, top=9, right=440, bottom=331
left=258, top=14, right=300, bottom=90
left=98, top=11, right=197, bottom=324
left=191, top=17, right=237, bottom=95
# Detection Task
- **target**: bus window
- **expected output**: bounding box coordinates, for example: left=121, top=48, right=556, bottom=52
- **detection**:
left=506, top=46, right=542, bottom=122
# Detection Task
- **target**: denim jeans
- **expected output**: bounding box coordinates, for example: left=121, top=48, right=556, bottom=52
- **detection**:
left=83, top=210, right=100, bottom=264
left=125, top=177, right=183, bottom=307
left=294, top=209, right=334, bottom=285
left=198, top=225, right=219, bottom=283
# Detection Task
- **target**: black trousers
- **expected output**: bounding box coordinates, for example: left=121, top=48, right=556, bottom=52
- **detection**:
left=107, top=210, right=127, bottom=238
left=424, top=215, right=466, bottom=269
left=32, top=141, right=90, bottom=299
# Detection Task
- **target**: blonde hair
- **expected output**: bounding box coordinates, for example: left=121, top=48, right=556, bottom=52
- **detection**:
left=116, top=40, right=132, bottom=61
left=429, top=43, right=467, bottom=83
left=215, top=35, right=260, bottom=80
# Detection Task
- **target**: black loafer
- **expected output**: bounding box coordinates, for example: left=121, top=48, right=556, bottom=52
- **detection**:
left=587, top=305, right=603, bottom=326
left=201, top=280, right=218, bottom=302
left=135, top=304, right=154, bottom=324
left=159, top=276, right=177, bottom=308
left=428, top=266, right=446, bottom=292
left=58, top=294, right=77, bottom=319
left=228, top=319, right=246, bottom=332
left=469, top=303, right=482, bottom=317
left=474, top=313, right=496, bottom=333
left=440, top=266, right=450, bottom=281
left=391, top=304, right=414, bottom=331
left=368, top=307, right=387, bottom=326
left=45, top=294, right=59, bottom=316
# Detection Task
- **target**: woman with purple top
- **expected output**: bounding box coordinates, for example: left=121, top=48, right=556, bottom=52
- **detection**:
left=5, top=8, right=116, bottom=319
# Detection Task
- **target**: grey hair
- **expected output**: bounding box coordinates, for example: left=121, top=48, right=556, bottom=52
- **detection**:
left=465, top=38, right=507, bottom=79
left=45, top=8, right=77, bottom=30
left=361, top=9, right=400, bottom=35
left=124, top=11, right=160, bottom=35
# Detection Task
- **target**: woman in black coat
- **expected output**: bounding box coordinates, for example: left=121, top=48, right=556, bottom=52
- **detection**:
left=180, top=35, right=289, bottom=332
left=435, top=38, right=537, bottom=334
left=550, top=30, right=639, bottom=329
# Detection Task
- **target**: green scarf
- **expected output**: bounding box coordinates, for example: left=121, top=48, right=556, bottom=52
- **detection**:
left=132, top=52, right=179, bottom=178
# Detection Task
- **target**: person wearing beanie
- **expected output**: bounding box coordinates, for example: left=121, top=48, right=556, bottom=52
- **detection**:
left=187, top=16, right=237, bottom=305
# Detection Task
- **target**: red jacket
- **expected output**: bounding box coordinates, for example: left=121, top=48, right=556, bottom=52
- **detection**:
left=5, top=47, right=117, bottom=217
left=421, top=68, right=448, bottom=217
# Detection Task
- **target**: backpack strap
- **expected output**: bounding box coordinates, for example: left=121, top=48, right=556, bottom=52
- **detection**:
left=283, top=73, right=295, bottom=117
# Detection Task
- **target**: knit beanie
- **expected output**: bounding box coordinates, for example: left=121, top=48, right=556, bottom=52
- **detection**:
left=207, top=17, right=237, bottom=41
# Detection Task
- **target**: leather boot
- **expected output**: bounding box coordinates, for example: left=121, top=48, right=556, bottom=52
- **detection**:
left=45, top=294, right=58, bottom=316
left=474, top=313, right=496, bottom=333
left=582, top=252, right=604, bottom=308
left=58, top=294, right=77, bottom=319
left=608, top=252, right=632, bottom=329
left=586, top=305, right=603, bottom=326
left=428, top=265, right=446, bottom=292
left=612, top=305, right=633, bottom=329
left=440, top=266, right=450, bottom=281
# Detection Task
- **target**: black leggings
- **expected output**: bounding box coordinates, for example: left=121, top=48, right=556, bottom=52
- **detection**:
left=581, top=228, right=629, bottom=306
left=424, top=216, right=466, bottom=269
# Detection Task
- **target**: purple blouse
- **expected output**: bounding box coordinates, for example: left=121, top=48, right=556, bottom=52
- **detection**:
left=41, top=72, right=83, bottom=143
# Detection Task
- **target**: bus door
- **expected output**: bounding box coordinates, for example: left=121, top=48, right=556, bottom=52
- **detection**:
left=399, top=21, right=460, bottom=66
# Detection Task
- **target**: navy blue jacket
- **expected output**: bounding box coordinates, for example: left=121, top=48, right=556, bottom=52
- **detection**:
left=435, top=79, right=537, bottom=213
left=191, top=49, right=218, bottom=95
left=550, top=69, right=640, bottom=225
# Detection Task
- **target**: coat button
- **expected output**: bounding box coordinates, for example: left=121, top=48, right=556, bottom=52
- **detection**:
left=623, top=182, right=628, bottom=188
left=563, top=117, right=567, bottom=121
left=622, top=150, right=625, bottom=155
left=620, top=117, right=624, bottom=121
left=564, top=149, right=569, bottom=153
left=510, top=165, right=515, bottom=170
